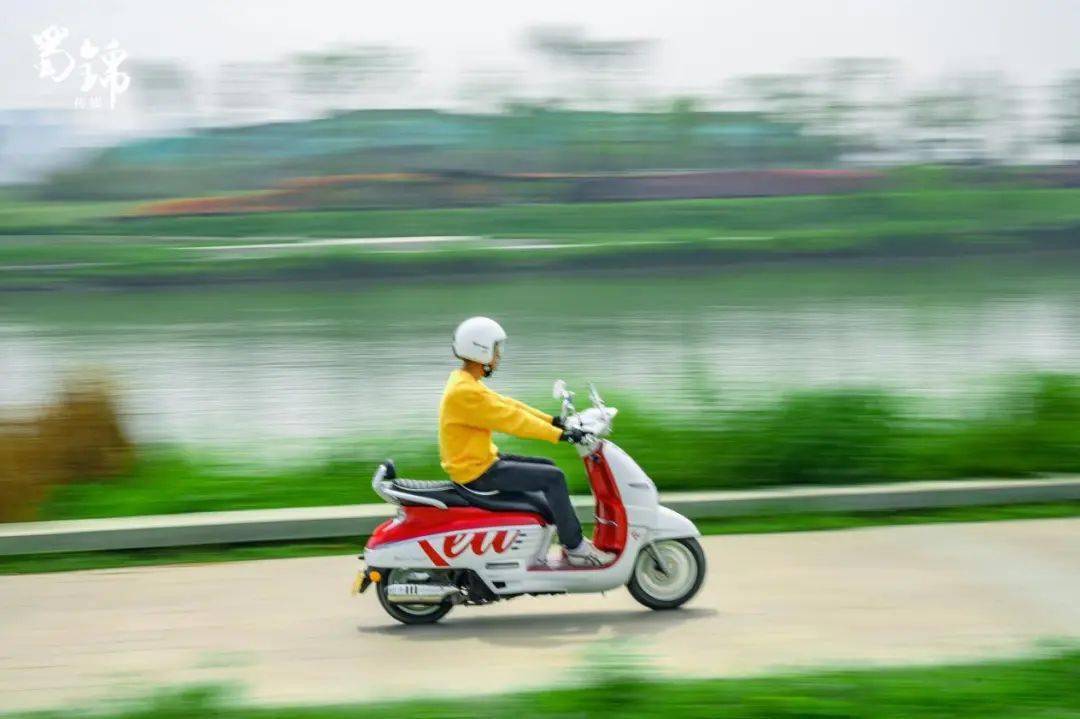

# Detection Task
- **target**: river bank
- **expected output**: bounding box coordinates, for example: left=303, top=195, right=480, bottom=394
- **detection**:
left=3, top=189, right=1080, bottom=290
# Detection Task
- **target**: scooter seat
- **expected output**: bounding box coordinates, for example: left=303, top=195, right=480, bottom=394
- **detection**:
left=388, top=477, right=472, bottom=508
left=454, top=484, right=556, bottom=525
left=376, top=460, right=554, bottom=521
left=392, top=477, right=455, bottom=491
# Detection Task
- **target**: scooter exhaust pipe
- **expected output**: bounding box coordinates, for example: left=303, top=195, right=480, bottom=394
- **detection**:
left=385, top=583, right=463, bottom=605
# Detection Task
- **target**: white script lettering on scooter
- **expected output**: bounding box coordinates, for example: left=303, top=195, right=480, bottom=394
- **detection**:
left=418, top=529, right=520, bottom=566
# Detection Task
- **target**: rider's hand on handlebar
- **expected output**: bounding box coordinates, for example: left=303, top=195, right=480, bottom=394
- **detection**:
left=560, top=427, right=590, bottom=444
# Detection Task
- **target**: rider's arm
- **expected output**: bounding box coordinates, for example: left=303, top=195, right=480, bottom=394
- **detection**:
left=498, top=393, right=554, bottom=423
left=457, top=386, right=562, bottom=443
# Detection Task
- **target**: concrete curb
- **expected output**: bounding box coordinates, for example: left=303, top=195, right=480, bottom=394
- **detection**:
left=2, top=477, right=1078, bottom=555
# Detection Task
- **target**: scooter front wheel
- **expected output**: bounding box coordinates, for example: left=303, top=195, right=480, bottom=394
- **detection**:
left=627, top=537, right=706, bottom=610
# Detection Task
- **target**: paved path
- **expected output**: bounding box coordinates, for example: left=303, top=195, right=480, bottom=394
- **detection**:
left=1, top=519, right=1078, bottom=713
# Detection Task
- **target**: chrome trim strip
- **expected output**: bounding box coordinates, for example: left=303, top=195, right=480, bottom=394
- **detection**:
left=381, top=487, right=448, bottom=509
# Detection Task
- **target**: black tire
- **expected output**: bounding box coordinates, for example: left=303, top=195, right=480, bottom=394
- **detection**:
left=627, top=537, right=706, bottom=610
left=374, top=569, right=454, bottom=625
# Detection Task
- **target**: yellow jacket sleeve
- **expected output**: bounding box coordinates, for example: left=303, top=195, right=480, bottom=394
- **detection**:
left=499, top=393, right=554, bottom=423
left=459, top=386, right=562, bottom=443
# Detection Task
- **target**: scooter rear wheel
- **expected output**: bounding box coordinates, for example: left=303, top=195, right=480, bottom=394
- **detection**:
left=627, top=537, right=706, bottom=610
left=374, top=568, right=454, bottom=625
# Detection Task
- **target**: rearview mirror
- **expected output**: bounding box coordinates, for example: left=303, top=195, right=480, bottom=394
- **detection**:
left=552, top=379, right=568, bottom=399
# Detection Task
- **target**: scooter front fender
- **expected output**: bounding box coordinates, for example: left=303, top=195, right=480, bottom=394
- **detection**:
left=647, top=505, right=701, bottom=541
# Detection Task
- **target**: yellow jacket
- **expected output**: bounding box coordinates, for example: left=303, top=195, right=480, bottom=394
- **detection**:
left=439, top=369, right=562, bottom=483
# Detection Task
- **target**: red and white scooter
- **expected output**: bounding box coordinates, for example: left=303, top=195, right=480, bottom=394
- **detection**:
left=353, top=380, right=705, bottom=624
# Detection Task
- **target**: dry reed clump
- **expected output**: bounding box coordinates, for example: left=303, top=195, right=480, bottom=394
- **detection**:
left=0, top=376, right=133, bottom=522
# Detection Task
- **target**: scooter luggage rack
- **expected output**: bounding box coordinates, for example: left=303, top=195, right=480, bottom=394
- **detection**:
left=371, top=463, right=449, bottom=510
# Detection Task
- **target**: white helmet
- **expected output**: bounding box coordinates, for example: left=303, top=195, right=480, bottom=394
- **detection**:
left=452, top=316, right=506, bottom=366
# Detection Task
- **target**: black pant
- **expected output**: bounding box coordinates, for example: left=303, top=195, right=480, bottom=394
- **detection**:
left=469, top=454, right=583, bottom=548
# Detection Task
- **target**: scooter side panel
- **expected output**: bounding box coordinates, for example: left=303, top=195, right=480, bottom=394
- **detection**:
left=364, top=523, right=547, bottom=570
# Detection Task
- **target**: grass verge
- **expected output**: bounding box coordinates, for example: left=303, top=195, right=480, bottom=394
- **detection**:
left=2, top=189, right=1080, bottom=289
left=23, top=188, right=1080, bottom=238
left=28, top=372, right=1080, bottom=523
left=3, top=500, right=1077, bottom=575
left=8, top=647, right=1080, bottom=718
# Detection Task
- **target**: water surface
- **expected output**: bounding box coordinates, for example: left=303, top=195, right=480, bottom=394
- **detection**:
left=2, top=257, right=1077, bottom=456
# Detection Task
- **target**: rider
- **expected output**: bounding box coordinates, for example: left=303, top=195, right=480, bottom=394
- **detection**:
left=439, top=316, right=616, bottom=567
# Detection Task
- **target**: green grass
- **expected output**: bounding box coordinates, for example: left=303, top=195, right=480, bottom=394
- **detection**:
left=3, top=501, right=1077, bottom=575
left=1, top=188, right=1079, bottom=288
left=691, top=501, right=1080, bottom=535
left=0, top=198, right=135, bottom=232
left=0, top=537, right=369, bottom=575
left=35, top=448, right=390, bottom=520
left=30, top=372, right=1080, bottom=523
left=10, top=648, right=1080, bottom=718
left=33, top=188, right=1080, bottom=238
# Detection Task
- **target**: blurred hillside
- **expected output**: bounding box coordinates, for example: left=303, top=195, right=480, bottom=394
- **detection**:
left=37, top=108, right=846, bottom=201
left=25, top=104, right=1080, bottom=214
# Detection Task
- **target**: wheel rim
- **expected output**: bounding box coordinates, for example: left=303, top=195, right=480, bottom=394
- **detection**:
left=634, top=541, right=698, bottom=602
left=385, top=568, right=445, bottom=616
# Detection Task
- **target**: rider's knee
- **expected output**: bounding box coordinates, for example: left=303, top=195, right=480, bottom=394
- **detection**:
left=545, top=466, right=568, bottom=489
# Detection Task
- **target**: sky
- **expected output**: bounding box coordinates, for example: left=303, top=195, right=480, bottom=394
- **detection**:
left=3, top=0, right=1080, bottom=118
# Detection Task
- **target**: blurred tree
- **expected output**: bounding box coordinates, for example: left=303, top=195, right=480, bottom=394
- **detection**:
left=129, top=60, right=196, bottom=127
left=732, top=73, right=817, bottom=122
left=456, top=68, right=521, bottom=114
left=727, top=73, right=819, bottom=165
left=1054, top=71, right=1080, bottom=161
left=728, top=59, right=902, bottom=162
left=904, top=73, right=1014, bottom=163
left=814, top=57, right=901, bottom=156
left=668, top=95, right=704, bottom=166
left=524, top=25, right=656, bottom=110
left=215, top=60, right=289, bottom=124
left=996, top=81, right=1030, bottom=163
left=290, top=44, right=416, bottom=114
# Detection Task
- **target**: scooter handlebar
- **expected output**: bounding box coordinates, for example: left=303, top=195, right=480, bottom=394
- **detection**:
left=553, top=380, right=616, bottom=445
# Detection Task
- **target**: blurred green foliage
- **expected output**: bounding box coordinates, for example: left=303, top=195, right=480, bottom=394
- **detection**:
left=0, top=197, right=135, bottom=232
left=32, top=373, right=1080, bottom=522
left=15, top=648, right=1080, bottom=718
left=613, top=373, right=1080, bottom=489
left=2, top=188, right=1080, bottom=289
left=13, top=187, right=1080, bottom=237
